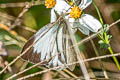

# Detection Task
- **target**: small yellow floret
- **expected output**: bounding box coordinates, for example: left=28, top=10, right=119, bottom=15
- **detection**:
left=45, top=0, right=56, bottom=8
left=70, top=6, right=82, bottom=19
left=69, top=2, right=74, bottom=5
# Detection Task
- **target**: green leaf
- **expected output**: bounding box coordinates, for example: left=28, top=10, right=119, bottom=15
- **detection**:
left=26, top=63, right=41, bottom=75
left=107, top=35, right=112, bottom=39
left=99, top=43, right=109, bottom=49
left=75, top=33, right=84, bottom=51
left=103, top=24, right=110, bottom=33
left=3, top=73, right=12, bottom=80
left=98, top=40, right=109, bottom=49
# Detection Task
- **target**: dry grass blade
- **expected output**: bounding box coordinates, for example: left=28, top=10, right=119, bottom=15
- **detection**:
left=75, top=19, right=120, bottom=47
left=8, top=0, right=43, bottom=30
left=0, top=44, right=33, bottom=75
left=16, top=52, right=120, bottom=80
left=0, top=1, right=44, bottom=8
left=9, top=2, right=31, bottom=29
left=90, top=61, right=119, bottom=73
left=89, top=39, right=109, bottom=79
left=6, top=56, right=77, bottom=80
left=63, top=69, right=78, bottom=78
left=0, top=18, right=120, bottom=78
left=6, top=61, right=45, bottom=80
left=0, top=15, right=62, bottom=75
left=65, top=20, right=90, bottom=80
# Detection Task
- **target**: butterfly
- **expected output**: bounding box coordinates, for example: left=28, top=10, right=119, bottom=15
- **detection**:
left=21, top=0, right=101, bottom=72
left=21, top=19, right=77, bottom=71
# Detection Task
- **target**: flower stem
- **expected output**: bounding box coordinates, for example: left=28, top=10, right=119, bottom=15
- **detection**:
left=93, top=0, right=120, bottom=71
left=108, top=46, right=120, bottom=70
left=93, top=1, right=104, bottom=25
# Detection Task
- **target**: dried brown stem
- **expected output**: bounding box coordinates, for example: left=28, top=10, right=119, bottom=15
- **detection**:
left=16, top=52, right=120, bottom=80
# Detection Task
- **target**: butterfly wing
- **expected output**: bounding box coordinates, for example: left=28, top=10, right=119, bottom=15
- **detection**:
left=21, top=22, right=76, bottom=71
left=62, top=22, right=77, bottom=71
left=21, top=23, right=53, bottom=63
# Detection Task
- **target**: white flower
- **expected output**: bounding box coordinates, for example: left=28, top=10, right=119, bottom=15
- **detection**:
left=51, top=0, right=102, bottom=35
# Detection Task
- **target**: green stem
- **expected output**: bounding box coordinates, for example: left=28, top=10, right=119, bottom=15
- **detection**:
left=108, top=46, right=120, bottom=70
left=93, top=0, right=104, bottom=25
left=93, top=0, right=120, bottom=71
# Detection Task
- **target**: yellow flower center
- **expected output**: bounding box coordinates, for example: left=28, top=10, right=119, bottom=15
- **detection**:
left=69, top=6, right=82, bottom=19
left=45, top=0, right=56, bottom=8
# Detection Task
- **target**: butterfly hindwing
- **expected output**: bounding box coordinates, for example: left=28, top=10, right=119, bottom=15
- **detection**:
left=62, top=21, right=77, bottom=71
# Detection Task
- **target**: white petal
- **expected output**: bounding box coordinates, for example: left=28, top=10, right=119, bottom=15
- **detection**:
left=65, top=15, right=69, bottom=20
left=54, top=0, right=70, bottom=15
left=51, top=9, right=57, bottom=23
left=79, top=14, right=102, bottom=32
left=68, top=18, right=78, bottom=33
left=73, top=21, right=90, bottom=35
left=69, top=18, right=75, bottom=23
left=78, top=26, right=90, bottom=35
left=79, top=0, right=92, bottom=10
left=56, top=0, right=64, bottom=2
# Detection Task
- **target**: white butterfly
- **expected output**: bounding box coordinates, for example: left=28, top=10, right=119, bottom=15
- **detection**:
left=21, top=0, right=102, bottom=71
left=21, top=20, right=77, bottom=71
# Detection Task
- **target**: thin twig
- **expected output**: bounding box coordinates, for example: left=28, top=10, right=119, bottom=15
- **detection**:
left=9, top=0, right=42, bottom=30
left=0, top=12, right=37, bottom=33
left=0, top=15, right=63, bottom=75
left=9, top=2, right=31, bottom=29
left=16, top=52, right=120, bottom=80
left=75, top=19, right=120, bottom=49
left=65, top=20, right=90, bottom=80
left=64, top=69, right=78, bottom=78
left=0, top=44, right=33, bottom=75
left=7, top=43, right=120, bottom=80
left=1, top=18, right=120, bottom=76
left=89, top=39, right=109, bottom=79
left=19, top=25, right=37, bottom=33
left=0, top=1, right=44, bottom=8
left=6, top=61, right=45, bottom=80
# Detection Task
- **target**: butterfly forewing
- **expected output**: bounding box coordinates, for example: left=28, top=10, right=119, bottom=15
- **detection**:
left=21, top=23, right=53, bottom=63
left=21, top=21, right=77, bottom=71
